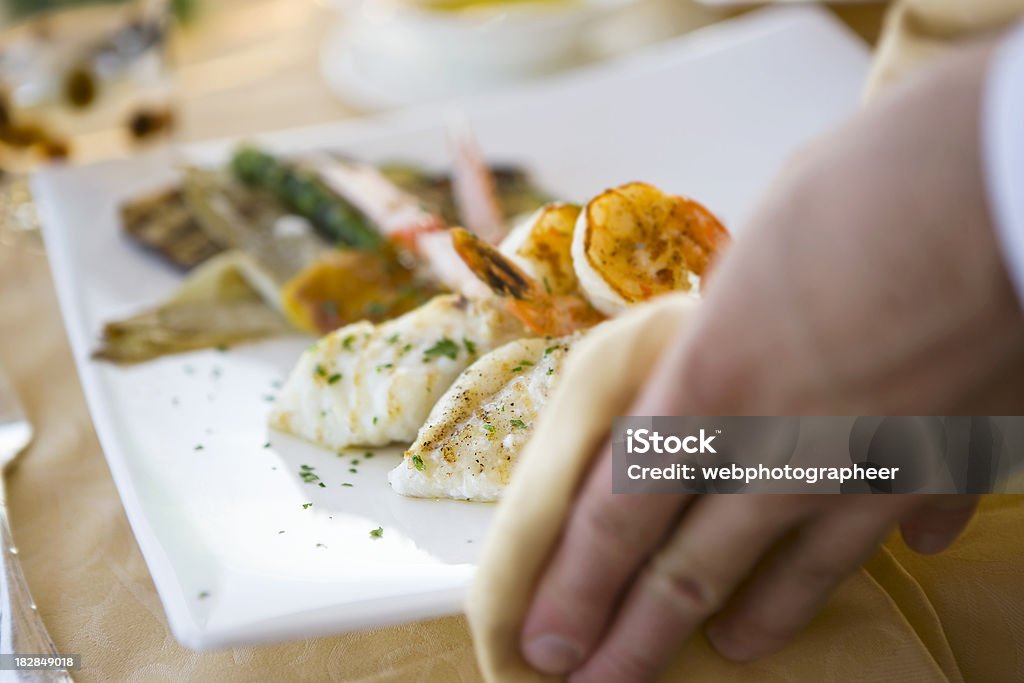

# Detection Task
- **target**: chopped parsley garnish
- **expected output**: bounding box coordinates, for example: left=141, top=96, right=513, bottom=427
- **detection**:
left=351, top=459, right=360, bottom=466
left=372, top=416, right=378, bottom=425
left=278, top=530, right=285, bottom=534
left=463, top=338, right=477, bottom=355
left=299, top=465, right=320, bottom=483
left=386, top=333, right=400, bottom=344
left=342, top=334, right=356, bottom=351
left=198, top=591, right=210, bottom=599
left=376, top=363, right=393, bottom=373
left=482, top=423, right=495, bottom=433
left=369, top=526, right=384, bottom=539
left=263, top=394, right=276, bottom=402
left=423, top=337, right=459, bottom=362
left=314, top=363, right=327, bottom=378
left=216, top=344, right=229, bottom=352
left=399, top=343, right=412, bottom=356
left=512, top=359, right=535, bottom=372
left=318, top=482, right=326, bottom=488
left=546, top=368, right=554, bottom=375
left=544, top=345, right=559, bottom=355
left=316, top=543, right=327, bottom=549
left=302, top=502, right=313, bottom=509
left=327, top=373, right=342, bottom=384
left=349, top=467, right=358, bottom=474
left=364, top=451, right=374, bottom=459
left=412, top=454, right=425, bottom=471
left=510, top=419, right=527, bottom=429
left=263, top=441, right=271, bottom=449
left=341, top=483, right=353, bottom=487
left=194, top=444, right=204, bottom=451
left=543, top=276, right=552, bottom=294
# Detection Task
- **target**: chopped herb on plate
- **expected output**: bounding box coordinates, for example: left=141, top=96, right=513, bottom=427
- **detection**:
left=423, top=337, right=458, bottom=362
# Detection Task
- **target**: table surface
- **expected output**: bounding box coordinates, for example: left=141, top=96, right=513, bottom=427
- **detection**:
left=0, top=2, right=887, bottom=681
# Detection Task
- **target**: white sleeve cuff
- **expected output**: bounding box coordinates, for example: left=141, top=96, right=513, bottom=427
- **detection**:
left=984, top=22, right=1024, bottom=308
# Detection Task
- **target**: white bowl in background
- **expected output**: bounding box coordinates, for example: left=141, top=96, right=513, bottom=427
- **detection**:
left=321, top=0, right=656, bottom=109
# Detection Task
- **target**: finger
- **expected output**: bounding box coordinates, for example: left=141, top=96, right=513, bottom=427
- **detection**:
left=706, top=495, right=915, bottom=662
left=568, top=496, right=807, bottom=683
left=520, top=448, right=690, bottom=675
left=900, top=494, right=979, bottom=554
left=520, top=325, right=701, bottom=675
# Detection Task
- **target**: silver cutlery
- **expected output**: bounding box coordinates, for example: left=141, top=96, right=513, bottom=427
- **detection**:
left=0, top=363, right=72, bottom=681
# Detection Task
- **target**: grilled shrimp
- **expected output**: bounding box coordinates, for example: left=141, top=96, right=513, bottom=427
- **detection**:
left=452, top=227, right=606, bottom=337
left=500, top=203, right=581, bottom=295
left=573, top=182, right=730, bottom=315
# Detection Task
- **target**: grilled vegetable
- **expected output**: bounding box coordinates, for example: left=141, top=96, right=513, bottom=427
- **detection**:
left=94, top=252, right=291, bottom=363
left=230, top=146, right=383, bottom=249
left=181, top=167, right=328, bottom=283
left=120, top=186, right=223, bottom=269
left=281, top=250, right=440, bottom=334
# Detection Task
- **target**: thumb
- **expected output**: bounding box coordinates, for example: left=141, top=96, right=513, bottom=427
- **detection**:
left=900, top=495, right=980, bottom=555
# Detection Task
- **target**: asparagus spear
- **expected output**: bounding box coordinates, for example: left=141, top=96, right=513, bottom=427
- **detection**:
left=230, top=146, right=383, bottom=249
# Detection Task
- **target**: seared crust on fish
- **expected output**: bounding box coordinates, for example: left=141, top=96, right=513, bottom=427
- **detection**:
left=388, top=335, right=574, bottom=501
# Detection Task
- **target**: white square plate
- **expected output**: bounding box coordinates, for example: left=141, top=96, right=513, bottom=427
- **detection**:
left=33, top=6, right=868, bottom=650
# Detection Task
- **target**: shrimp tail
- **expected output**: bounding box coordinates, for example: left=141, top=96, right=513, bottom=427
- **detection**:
left=450, top=227, right=541, bottom=300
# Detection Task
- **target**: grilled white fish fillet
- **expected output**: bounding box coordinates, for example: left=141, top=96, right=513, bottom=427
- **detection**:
left=388, top=334, right=574, bottom=501
left=269, top=294, right=528, bottom=449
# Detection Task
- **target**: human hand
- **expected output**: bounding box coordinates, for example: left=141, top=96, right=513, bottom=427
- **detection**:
left=520, top=35, right=1020, bottom=682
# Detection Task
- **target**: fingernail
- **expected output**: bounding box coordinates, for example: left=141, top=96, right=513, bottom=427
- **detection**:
left=706, top=625, right=753, bottom=662
left=523, top=634, right=583, bottom=674
left=906, top=532, right=948, bottom=554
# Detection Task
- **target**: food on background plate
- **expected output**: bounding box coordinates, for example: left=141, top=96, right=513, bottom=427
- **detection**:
left=269, top=294, right=528, bottom=449
left=389, top=335, right=574, bottom=502
left=99, top=135, right=551, bottom=362
left=271, top=181, right=730, bottom=501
